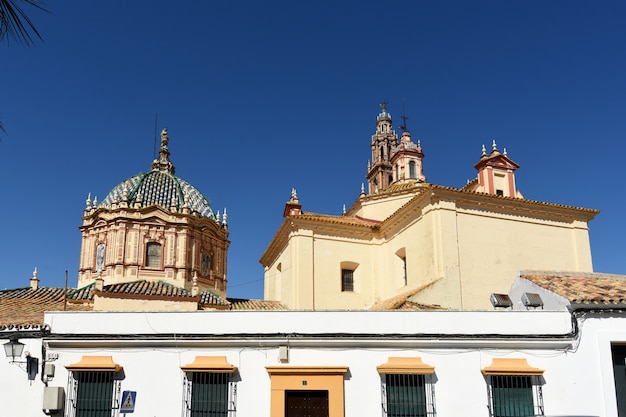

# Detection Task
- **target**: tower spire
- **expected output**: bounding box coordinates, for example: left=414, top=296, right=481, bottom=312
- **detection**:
left=152, top=127, right=176, bottom=174
left=367, top=102, right=398, bottom=194
left=399, top=98, right=409, bottom=133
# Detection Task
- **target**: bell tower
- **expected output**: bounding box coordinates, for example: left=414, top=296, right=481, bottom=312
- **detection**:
left=366, top=102, right=398, bottom=194
left=473, top=140, right=520, bottom=198
left=389, top=106, right=426, bottom=185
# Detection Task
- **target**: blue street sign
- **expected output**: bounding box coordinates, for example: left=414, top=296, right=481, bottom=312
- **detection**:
left=120, top=390, right=137, bottom=413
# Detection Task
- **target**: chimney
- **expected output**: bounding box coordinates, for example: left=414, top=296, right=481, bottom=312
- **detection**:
left=29, top=268, right=39, bottom=290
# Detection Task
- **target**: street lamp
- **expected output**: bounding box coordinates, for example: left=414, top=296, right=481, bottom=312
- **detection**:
left=3, top=336, right=38, bottom=380
left=3, top=336, right=25, bottom=361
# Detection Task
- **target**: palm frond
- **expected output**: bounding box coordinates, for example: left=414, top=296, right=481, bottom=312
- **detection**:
left=0, top=0, right=49, bottom=46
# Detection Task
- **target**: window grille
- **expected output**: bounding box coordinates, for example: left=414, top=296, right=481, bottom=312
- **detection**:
left=146, top=242, right=161, bottom=268
left=341, top=269, right=354, bottom=292
left=611, top=344, right=626, bottom=416
left=66, top=371, right=121, bottom=417
left=486, top=375, right=543, bottom=417
left=409, top=161, right=416, bottom=179
left=382, top=374, right=436, bottom=417
left=183, top=372, right=237, bottom=417
left=402, top=256, right=407, bottom=286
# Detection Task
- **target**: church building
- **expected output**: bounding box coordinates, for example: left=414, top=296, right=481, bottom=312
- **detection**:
left=261, top=103, right=599, bottom=310
left=76, top=127, right=232, bottom=309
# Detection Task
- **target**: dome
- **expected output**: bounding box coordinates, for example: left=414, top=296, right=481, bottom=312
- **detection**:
left=98, top=128, right=215, bottom=220
left=100, top=171, right=215, bottom=219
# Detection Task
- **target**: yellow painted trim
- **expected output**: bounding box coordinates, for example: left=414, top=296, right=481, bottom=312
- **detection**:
left=481, top=358, right=544, bottom=376
left=266, top=366, right=348, bottom=417
left=65, top=356, right=123, bottom=372
left=266, top=366, right=349, bottom=375
left=377, top=357, right=435, bottom=374
left=181, top=356, right=237, bottom=373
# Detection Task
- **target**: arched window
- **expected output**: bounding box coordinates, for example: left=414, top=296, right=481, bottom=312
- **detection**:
left=409, top=161, right=417, bottom=179
left=146, top=242, right=162, bottom=268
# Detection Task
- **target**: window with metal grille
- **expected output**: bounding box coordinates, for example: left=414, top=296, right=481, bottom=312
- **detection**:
left=183, top=372, right=237, bottom=417
left=66, top=371, right=121, bottom=417
left=402, top=256, right=407, bottom=286
left=341, top=269, right=354, bottom=292
left=409, top=161, right=416, bottom=179
left=382, top=374, right=436, bottom=417
left=145, top=242, right=161, bottom=268
left=486, top=375, right=544, bottom=417
left=611, top=344, right=626, bottom=416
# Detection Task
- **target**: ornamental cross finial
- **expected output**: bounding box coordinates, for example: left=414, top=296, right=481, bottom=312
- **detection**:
left=152, top=127, right=175, bottom=174
left=160, top=127, right=169, bottom=147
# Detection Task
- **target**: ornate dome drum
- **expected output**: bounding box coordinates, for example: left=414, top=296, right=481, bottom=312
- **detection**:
left=78, top=128, right=229, bottom=297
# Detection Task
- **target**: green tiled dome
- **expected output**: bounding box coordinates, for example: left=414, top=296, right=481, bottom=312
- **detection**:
left=99, top=128, right=215, bottom=220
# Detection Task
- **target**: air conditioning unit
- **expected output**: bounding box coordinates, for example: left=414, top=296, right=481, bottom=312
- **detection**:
left=42, top=386, right=65, bottom=415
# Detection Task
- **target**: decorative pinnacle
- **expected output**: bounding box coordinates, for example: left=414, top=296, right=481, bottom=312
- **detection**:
left=290, top=188, right=299, bottom=203
left=492, top=140, right=498, bottom=151
left=152, top=127, right=176, bottom=174
left=481, top=144, right=487, bottom=156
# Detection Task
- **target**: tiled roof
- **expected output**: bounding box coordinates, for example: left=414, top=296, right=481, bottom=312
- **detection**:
left=0, top=279, right=294, bottom=329
left=357, top=182, right=598, bottom=216
left=69, top=280, right=231, bottom=308
left=0, top=287, right=91, bottom=328
left=68, top=280, right=195, bottom=300
left=521, top=271, right=626, bottom=305
left=370, top=283, right=446, bottom=311
left=291, top=212, right=381, bottom=228
left=227, top=298, right=286, bottom=310
left=384, top=181, right=426, bottom=193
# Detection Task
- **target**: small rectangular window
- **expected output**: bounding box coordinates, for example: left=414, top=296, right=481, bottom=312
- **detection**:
left=146, top=242, right=162, bottom=268
left=66, top=371, right=121, bottom=417
left=486, top=375, right=543, bottom=417
left=382, top=374, right=436, bottom=417
left=341, top=269, right=354, bottom=292
left=183, top=372, right=236, bottom=417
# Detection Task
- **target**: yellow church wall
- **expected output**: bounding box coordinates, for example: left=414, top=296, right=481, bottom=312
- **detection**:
left=311, top=235, right=378, bottom=310
left=410, top=200, right=594, bottom=310
left=353, top=192, right=416, bottom=221
left=454, top=209, right=592, bottom=309
left=263, top=187, right=596, bottom=311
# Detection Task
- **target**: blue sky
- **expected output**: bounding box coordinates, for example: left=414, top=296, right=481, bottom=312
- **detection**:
left=1, top=1, right=625, bottom=299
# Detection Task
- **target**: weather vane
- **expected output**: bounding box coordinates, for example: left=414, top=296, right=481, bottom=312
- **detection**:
left=399, top=98, right=409, bottom=133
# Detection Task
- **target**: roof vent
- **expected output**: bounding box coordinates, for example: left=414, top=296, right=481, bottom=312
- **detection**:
left=522, top=292, right=543, bottom=309
left=490, top=293, right=512, bottom=309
